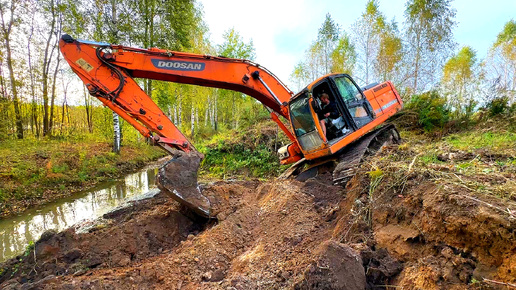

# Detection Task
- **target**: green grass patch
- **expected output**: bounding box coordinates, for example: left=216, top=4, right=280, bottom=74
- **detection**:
left=52, top=164, right=69, bottom=174
left=196, top=123, right=287, bottom=179
left=420, top=153, right=441, bottom=165
left=200, top=143, right=285, bottom=178
left=445, top=131, right=516, bottom=151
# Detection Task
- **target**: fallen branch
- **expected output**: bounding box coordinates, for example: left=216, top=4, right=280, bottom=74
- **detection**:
left=459, top=194, right=516, bottom=220
left=483, top=278, right=516, bottom=288
left=407, top=154, right=421, bottom=174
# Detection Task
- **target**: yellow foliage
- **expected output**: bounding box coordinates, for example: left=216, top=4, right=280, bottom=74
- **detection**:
left=367, top=167, right=384, bottom=179
left=398, top=143, right=409, bottom=151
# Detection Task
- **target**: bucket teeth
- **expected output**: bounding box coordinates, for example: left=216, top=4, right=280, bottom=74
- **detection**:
left=156, top=151, right=211, bottom=217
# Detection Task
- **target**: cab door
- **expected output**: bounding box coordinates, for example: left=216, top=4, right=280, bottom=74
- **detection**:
left=331, top=75, right=374, bottom=129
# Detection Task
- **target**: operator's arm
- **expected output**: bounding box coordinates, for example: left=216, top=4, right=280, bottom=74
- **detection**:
left=321, top=103, right=339, bottom=119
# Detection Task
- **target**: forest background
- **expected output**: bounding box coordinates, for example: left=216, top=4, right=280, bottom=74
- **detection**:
left=0, top=0, right=515, bottom=142
left=0, top=0, right=515, bottom=211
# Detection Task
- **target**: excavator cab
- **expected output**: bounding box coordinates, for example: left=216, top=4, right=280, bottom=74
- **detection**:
left=281, top=73, right=401, bottom=173
left=287, top=74, right=374, bottom=150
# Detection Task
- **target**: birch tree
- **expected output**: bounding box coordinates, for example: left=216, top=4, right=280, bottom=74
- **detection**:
left=404, top=0, right=456, bottom=93
left=331, top=32, right=356, bottom=75
left=484, top=20, right=516, bottom=103
left=351, top=0, right=386, bottom=84
left=110, top=0, right=121, bottom=153
left=318, top=13, right=339, bottom=74
left=39, top=0, right=62, bottom=136
left=375, top=20, right=404, bottom=86
left=291, top=15, right=356, bottom=88
left=217, top=28, right=255, bottom=129
left=441, top=46, right=477, bottom=114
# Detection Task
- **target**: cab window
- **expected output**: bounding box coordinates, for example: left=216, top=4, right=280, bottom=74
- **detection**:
left=333, top=76, right=372, bottom=128
left=290, top=94, right=315, bottom=137
left=289, top=93, right=323, bottom=151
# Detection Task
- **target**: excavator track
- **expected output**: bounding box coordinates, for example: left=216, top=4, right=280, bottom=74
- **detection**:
left=281, top=125, right=400, bottom=185
left=333, top=124, right=400, bottom=185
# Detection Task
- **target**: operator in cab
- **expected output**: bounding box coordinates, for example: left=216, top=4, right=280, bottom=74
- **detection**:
left=318, top=93, right=339, bottom=138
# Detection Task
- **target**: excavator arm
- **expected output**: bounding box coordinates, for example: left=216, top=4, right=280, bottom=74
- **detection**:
left=59, top=35, right=300, bottom=217
left=59, top=35, right=296, bottom=153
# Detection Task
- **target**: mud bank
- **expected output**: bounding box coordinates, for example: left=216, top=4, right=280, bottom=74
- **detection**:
left=1, top=153, right=515, bottom=289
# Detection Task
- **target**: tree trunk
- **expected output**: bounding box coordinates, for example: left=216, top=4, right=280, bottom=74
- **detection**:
left=195, top=107, right=199, bottom=128
left=190, top=105, right=194, bottom=137
left=178, top=101, right=182, bottom=126
left=84, top=87, right=93, bottom=133
left=412, top=17, right=423, bottom=94
left=49, top=52, right=61, bottom=136
left=8, top=42, right=23, bottom=139
left=204, top=97, right=209, bottom=127
left=0, top=1, right=23, bottom=139
left=113, top=112, right=121, bottom=153
left=41, top=0, right=57, bottom=137
left=111, top=0, right=121, bottom=153
left=60, top=74, right=70, bottom=135
left=214, top=95, right=218, bottom=131
left=173, top=104, right=178, bottom=125
left=211, top=97, right=215, bottom=128
left=27, top=15, right=38, bottom=137
left=143, top=0, right=155, bottom=97
left=60, top=99, right=66, bottom=135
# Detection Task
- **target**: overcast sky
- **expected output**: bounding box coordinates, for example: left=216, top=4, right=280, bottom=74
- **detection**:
left=199, top=0, right=516, bottom=89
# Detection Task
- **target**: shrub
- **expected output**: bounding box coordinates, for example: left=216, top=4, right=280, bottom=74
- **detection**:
left=197, top=123, right=288, bottom=178
left=485, top=96, right=511, bottom=117
left=200, top=142, right=283, bottom=178
left=406, top=91, right=451, bottom=132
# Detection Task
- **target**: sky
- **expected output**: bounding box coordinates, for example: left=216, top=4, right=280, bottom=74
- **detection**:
left=199, top=0, right=516, bottom=89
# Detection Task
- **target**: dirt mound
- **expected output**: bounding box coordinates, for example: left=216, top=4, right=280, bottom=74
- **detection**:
left=331, top=144, right=516, bottom=289
left=0, top=175, right=357, bottom=289
left=294, top=241, right=366, bottom=289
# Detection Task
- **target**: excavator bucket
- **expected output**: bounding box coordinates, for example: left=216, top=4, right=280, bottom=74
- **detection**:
left=156, top=151, right=211, bottom=217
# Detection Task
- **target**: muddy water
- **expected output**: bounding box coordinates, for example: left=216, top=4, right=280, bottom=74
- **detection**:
left=0, top=165, right=160, bottom=263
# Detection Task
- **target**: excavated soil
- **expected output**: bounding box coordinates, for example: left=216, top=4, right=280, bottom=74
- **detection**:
left=1, top=147, right=515, bottom=289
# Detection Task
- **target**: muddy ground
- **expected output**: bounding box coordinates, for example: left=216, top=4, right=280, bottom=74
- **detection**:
left=1, top=146, right=515, bottom=289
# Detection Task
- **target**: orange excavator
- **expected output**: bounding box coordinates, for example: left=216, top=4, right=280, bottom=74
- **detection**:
left=59, top=35, right=403, bottom=217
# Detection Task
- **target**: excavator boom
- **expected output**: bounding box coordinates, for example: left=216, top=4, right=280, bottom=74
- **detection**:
left=59, top=35, right=296, bottom=150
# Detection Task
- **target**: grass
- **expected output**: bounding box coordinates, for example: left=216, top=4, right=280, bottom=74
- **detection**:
left=445, top=131, right=516, bottom=152
left=371, top=119, right=516, bottom=201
